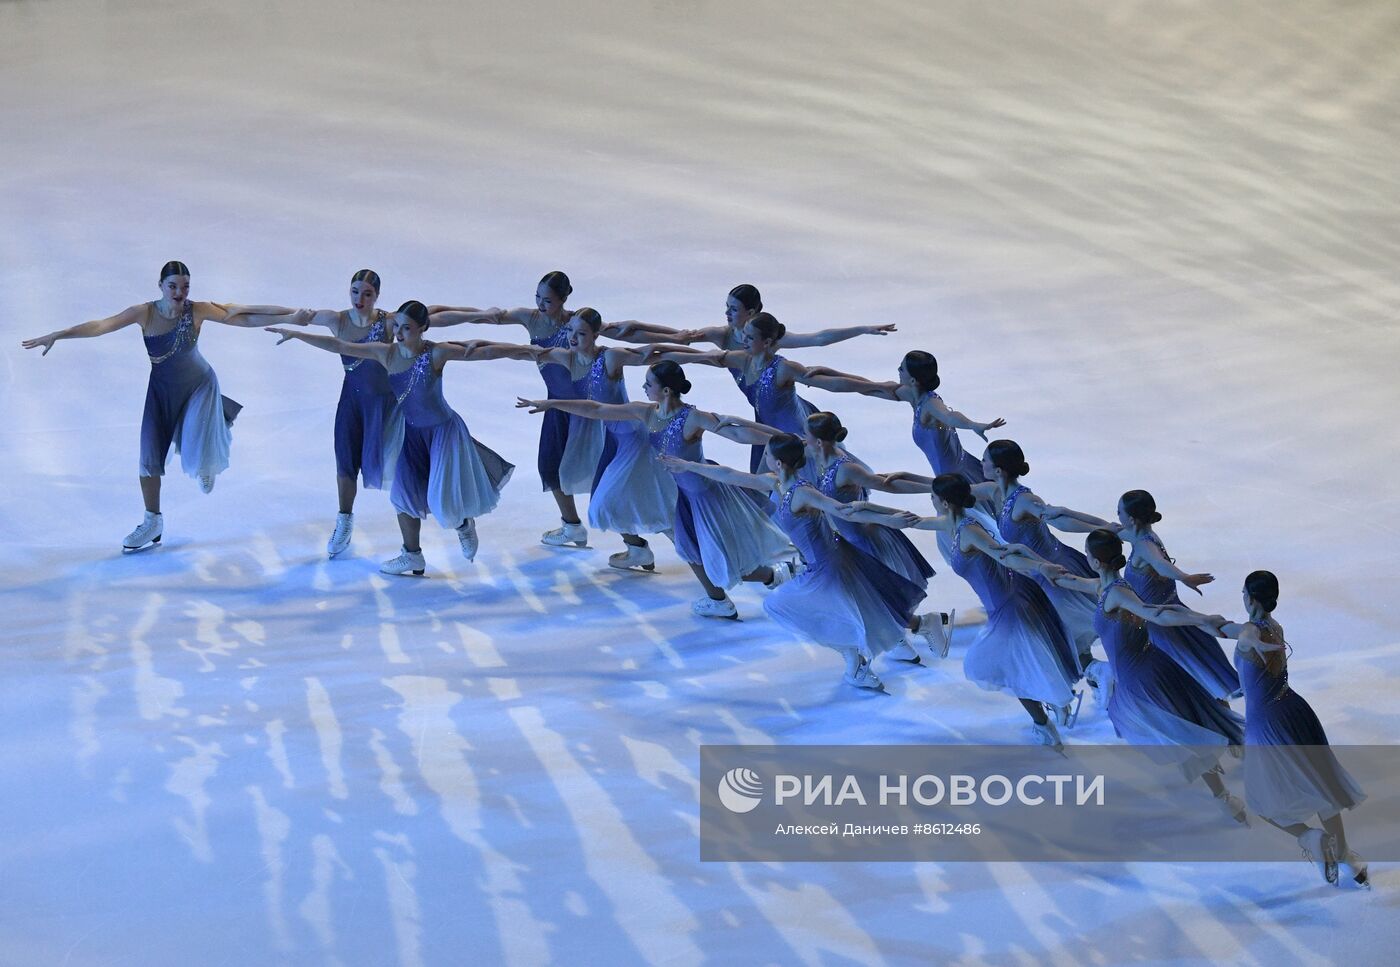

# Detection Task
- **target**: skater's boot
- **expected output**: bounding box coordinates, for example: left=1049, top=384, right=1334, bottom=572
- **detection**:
left=327, top=512, right=354, bottom=558
left=380, top=546, right=427, bottom=577
left=123, top=511, right=164, bottom=552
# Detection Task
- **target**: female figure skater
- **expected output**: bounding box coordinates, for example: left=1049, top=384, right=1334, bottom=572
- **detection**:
left=661, top=434, right=931, bottom=690
left=220, top=269, right=394, bottom=557
left=267, top=301, right=513, bottom=576
left=1115, top=490, right=1241, bottom=700
left=444, top=308, right=676, bottom=570
left=21, top=261, right=243, bottom=551
left=1207, top=571, right=1368, bottom=887
left=797, top=351, right=1006, bottom=555
left=976, top=440, right=1109, bottom=677
left=516, top=361, right=795, bottom=618
left=845, top=474, right=1079, bottom=749
left=1044, top=530, right=1249, bottom=823
left=427, top=271, right=606, bottom=549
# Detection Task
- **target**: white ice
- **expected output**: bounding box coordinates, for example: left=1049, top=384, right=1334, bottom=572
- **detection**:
left=3, top=0, right=1399, bottom=964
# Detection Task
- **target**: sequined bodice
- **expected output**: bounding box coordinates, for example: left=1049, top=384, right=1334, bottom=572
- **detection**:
left=586, top=353, right=626, bottom=405
left=910, top=389, right=968, bottom=473
left=816, top=454, right=866, bottom=503
left=774, top=482, right=837, bottom=563
left=947, top=515, right=1012, bottom=606
left=341, top=310, right=388, bottom=372
left=1126, top=532, right=1178, bottom=605
left=740, top=356, right=795, bottom=424
left=1236, top=618, right=1291, bottom=703
left=997, top=484, right=1052, bottom=553
left=144, top=302, right=201, bottom=367
left=1092, top=578, right=1149, bottom=658
left=647, top=405, right=699, bottom=460
left=532, top=320, right=577, bottom=398
left=721, top=328, right=749, bottom=396
left=387, top=348, right=452, bottom=427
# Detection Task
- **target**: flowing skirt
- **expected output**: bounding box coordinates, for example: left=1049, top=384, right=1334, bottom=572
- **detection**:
left=830, top=516, right=935, bottom=588
left=765, top=540, right=925, bottom=658
left=671, top=470, right=792, bottom=589
left=588, top=424, right=677, bottom=535
left=333, top=369, right=395, bottom=490
left=140, top=361, right=240, bottom=480
left=391, top=415, right=514, bottom=528
left=963, top=573, right=1078, bottom=706
left=539, top=409, right=605, bottom=495
left=1242, top=692, right=1366, bottom=823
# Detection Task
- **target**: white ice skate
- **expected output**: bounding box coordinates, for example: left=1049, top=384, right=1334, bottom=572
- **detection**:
left=122, top=511, right=164, bottom=552
left=608, top=542, right=655, bottom=572
left=198, top=473, right=215, bottom=494
left=1031, top=720, right=1065, bottom=754
left=1297, top=828, right=1339, bottom=885
left=1085, top=659, right=1115, bottom=709
left=842, top=659, right=884, bottom=691
left=380, top=546, right=427, bottom=577
left=541, top=520, right=588, bottom=548
left=763, top=559, right=798, bottom=590
left=327, top=512, right=354, bottom=558
left=691, top=595, right=738, bottom=619
left=1339, top=849, right=1370, bottom=889
left=457, top=519, right=479, bottom=561
left=907, top=610, right=953, bottom=660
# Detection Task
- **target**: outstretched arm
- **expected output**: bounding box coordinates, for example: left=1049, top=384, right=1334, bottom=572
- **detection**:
left=603, top=321, right=720, bottom=345
left=691, top=409, right=778, bottom=446
left=1104, top=585, right=1217, bottom=627
left=790, top=365, right=903, bottom=401
left=22, top=304, right=145, bottom=354
left=427, top=306, right=518, bottom=328
left=658, top=455, right=775, bottom=493
left=639, top=345, right=741, bottom=368
left=827, top=498, right=927, bottom=528
left=962, top=522, right=1062, bottom=580
left=920, top=393, right=1006, bottom=441
left=1011, top=491, right=1113, bottom=534
left=219, top=306, right=335, bottom=328
left=266, top=326, right=392, bottom=362
left=514, top=397, right=650, bottom=422
left=441, top=339, right=554, bottom=363
left=781, top=323, right=897, bottom=348
left=1136, top=539, right=1213, bottom=594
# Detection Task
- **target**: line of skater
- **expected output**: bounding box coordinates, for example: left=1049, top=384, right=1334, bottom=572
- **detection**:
left=21, top=262, right=1369, bottom=888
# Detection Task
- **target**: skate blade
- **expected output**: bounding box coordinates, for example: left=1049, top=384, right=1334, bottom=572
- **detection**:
left=608, top=563, right=658, bottom=573
left=122, top=536, right=162, bottom=554
left=1064, top=689, right=1086, bottom=730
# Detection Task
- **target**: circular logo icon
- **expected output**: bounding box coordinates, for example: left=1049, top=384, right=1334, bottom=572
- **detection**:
left=718, top=767, right=764, bottom=813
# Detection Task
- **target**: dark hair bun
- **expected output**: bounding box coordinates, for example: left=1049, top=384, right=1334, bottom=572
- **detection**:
left=902, top=350, right=941, bottom=393
left=1086, top=529, right=1127, bottom=571
left=931, top=473, right=975, bottom=509
left=750, top=312, right=786, bottom=343
left=1120, top=489, right=1161, bottom=526
left=397, top=300, right=430, bottom=329
left=768, top=433, right=808, bottom=471
left=806, top=411, right=848, bottom=443
left=1245, top=570, right=1280, bottom=613
left=351, top=268, right=381, bottom=293
left=728, top=283, right=763, bottom=312
left=651, top=360, right=692, bottom=396
left=986, top=440, right=1029, bottom=478
left=160, top=260, right=190, bottom=281
left=539, top=270, right=573, bottom=300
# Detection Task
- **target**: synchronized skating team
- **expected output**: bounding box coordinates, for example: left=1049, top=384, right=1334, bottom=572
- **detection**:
left=22, top=263, right=1371, bottom=888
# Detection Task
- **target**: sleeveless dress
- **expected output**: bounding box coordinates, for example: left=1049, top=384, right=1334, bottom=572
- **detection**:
left=909, top=389, right=998, bottom=560
left=736, top=354, right=817, bottom=473
left=333, top=310, right=397, bottom=489
left=139, top=302, right=241, bottom=480
left=1093, top=579, right=1243, bottom=780
left=763, top=482, right=925, bottom=658
left=946, top=516, right=1079, bottom=706
left=584, top=353, right=677, bottom=535
left=815, top=451, right=935, bottom=587
left=533, top=318, right=603, bottom=494
left=998, top=484, right=1098, bottom=655
left=387, top=347, right=514, bottom=528
left=1126, top=532, right=1241, bottom=700
left=648, top=405, right=792, bottom=589
left=1236, top=619, right=1365, bottom=824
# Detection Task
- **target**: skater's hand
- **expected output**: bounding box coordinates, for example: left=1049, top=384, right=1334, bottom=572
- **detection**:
left=1183, top=572, right=1214, bottom=594
left=886, top=510, right=922, bottom=527
left=265, top=327, right=298, bottom=345
left=859, top=323, right=897, bottom=336
left=659, top=454, right=689, bottom=471
left=676, top=328, right=708, bottom=343
left=21, top=333, right=58, bottom=355
left=1038, top=562, right=1068, bottom=581
left=515, top=397, right=550, bottom=414
left=975, top=418, right=1008, bottom=441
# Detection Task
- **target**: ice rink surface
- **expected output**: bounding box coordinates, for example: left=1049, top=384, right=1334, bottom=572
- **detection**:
left=3, top=0, right=1400, bottom=963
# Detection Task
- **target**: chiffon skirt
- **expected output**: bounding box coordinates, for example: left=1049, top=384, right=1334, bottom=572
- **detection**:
left=139, top=362, right=240, bottom=480
left=588, top=424, right=677, bottom=535
left=1242, top=693, right=1366, bottom=823
left=962, top=574, right=1078, bottom=707
left=391, top=415, right=514, bottom=528
left=670, top=470, right=792, bottom=589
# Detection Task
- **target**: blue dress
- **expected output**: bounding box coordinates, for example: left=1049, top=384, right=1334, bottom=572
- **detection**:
left=140, top=302, right=241, bottom=480
left=1093, top=579, right=1244, bottom=779
left=648, top=405, right=792, bottom=589
left=1126, top=532, right=1241, bottom=700
left=764, top=482, right=925, bottom=658
left=946, top=516, right=1078, bottom=706
left=333, top=310, right=396, bottom=489
left=532, top=318, right=602, bottom=495
left=814, top=451, right=934, bottom=588
left=1236, top=619, right=1365, bottom=824
left=909, top=389, right=998, bottom=559
left=584, top=353, right=676, bottom=535
left=387, top=347, right=513, bottom=528
left=998, top=484, right=1097, bottom=657
left=736, top=355, right=817, bottom=473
